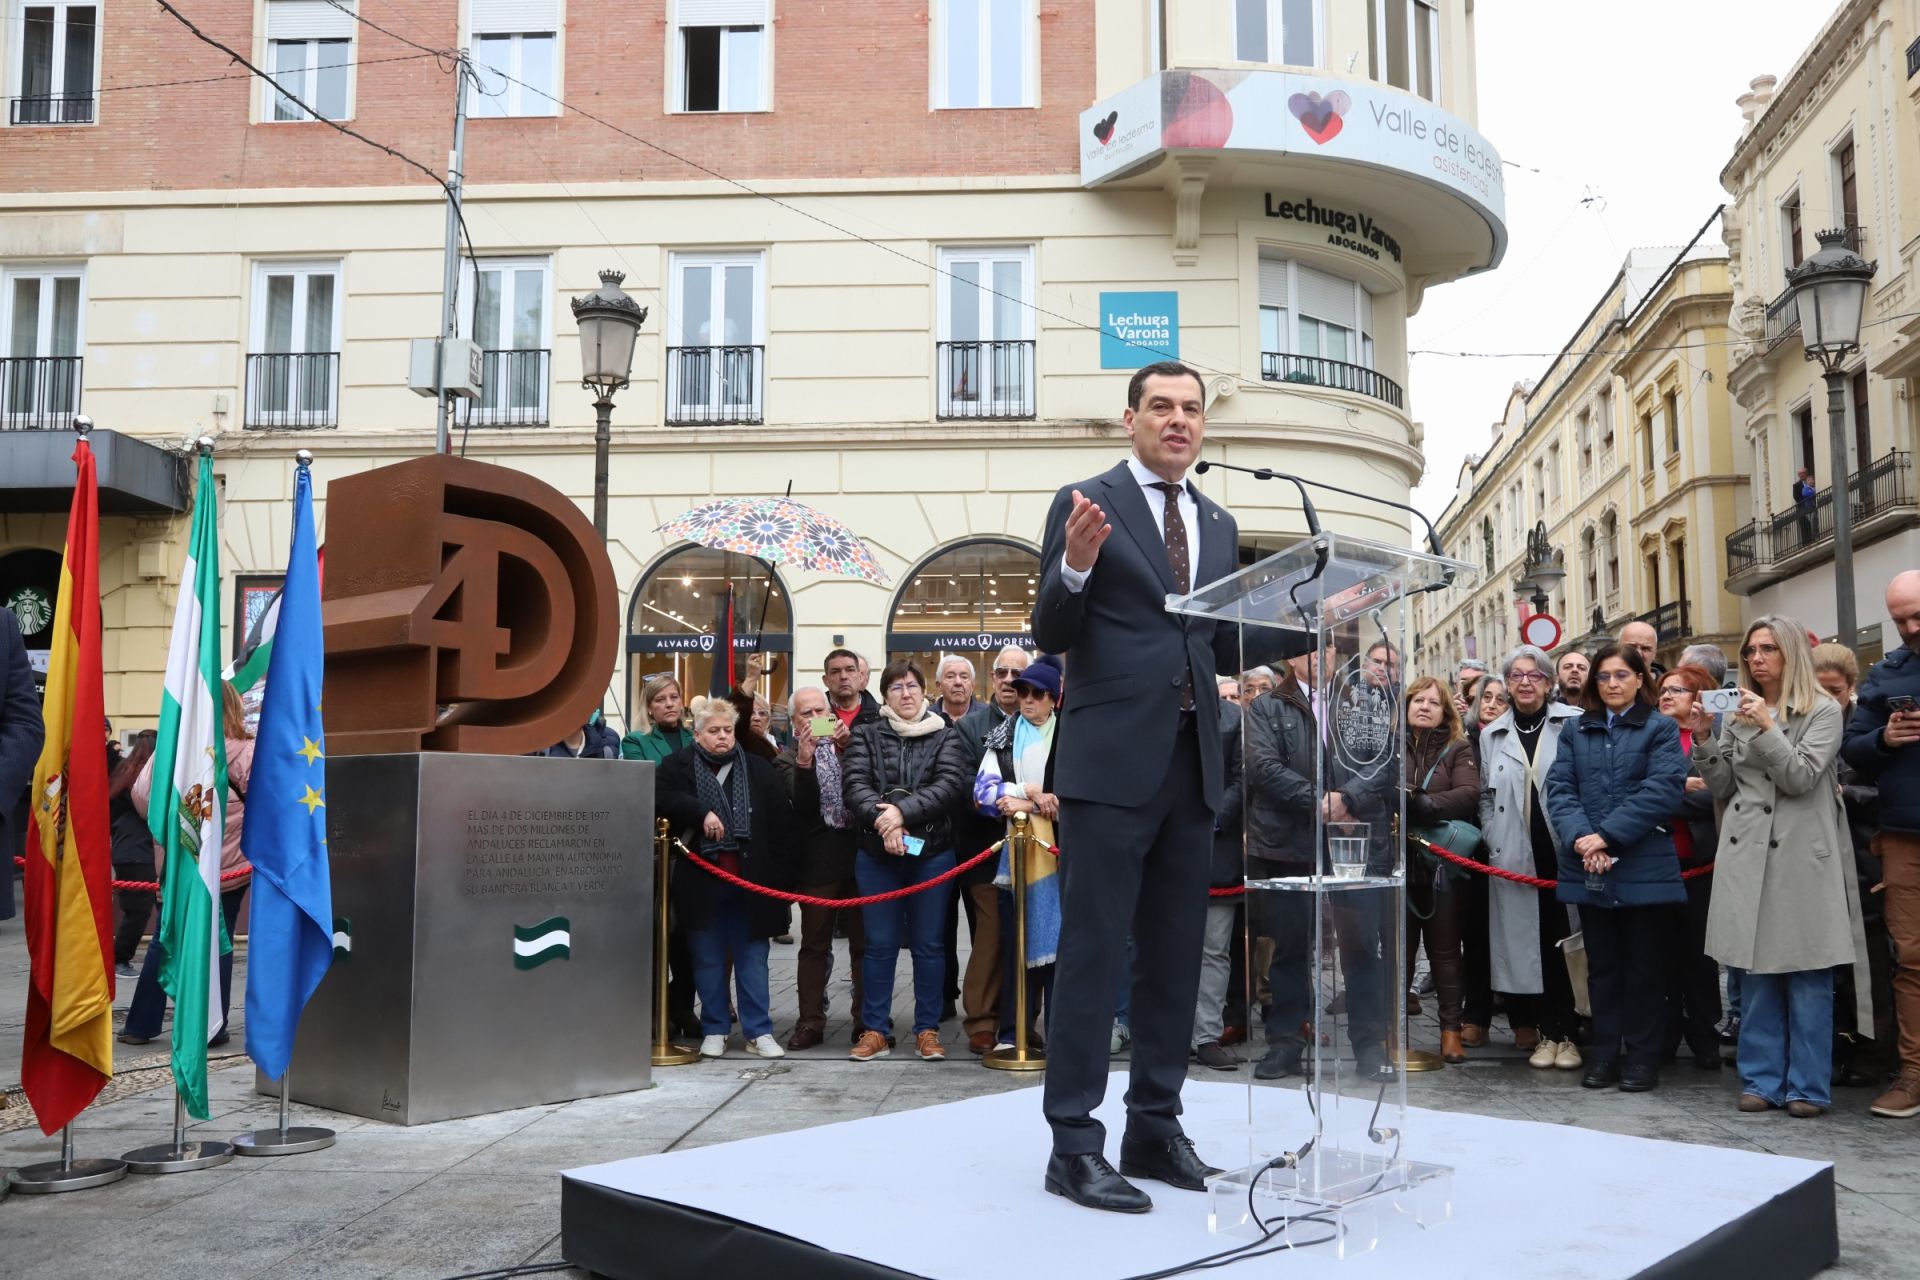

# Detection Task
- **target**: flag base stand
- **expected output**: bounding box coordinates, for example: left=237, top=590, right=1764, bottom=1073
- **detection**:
left=234, top=1073, right=335, bottom=1156
left=981, top=817, right=1045, bottom=1074
left=124, top=1091, right=234, bottom=1174
left=7, top=1126, right=129, bottom=1194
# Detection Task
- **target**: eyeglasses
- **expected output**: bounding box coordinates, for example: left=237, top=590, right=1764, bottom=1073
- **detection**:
left=1594, top=671, right=1637, bottom=684
left=1016, top=687, right=1051, bottom=699
left=885, top=682, right=919, bottom=696
left=1741, top=643, right=1781, bottom=658
left=1507, top=671, right=1548, bottom=684
left=992, top=666, right=1026, bottom=679
left=1657, top=686, right=1690, bottom=698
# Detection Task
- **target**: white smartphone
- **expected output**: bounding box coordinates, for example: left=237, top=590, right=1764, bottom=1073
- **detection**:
left=1700, top=687, right=1743, bottom=716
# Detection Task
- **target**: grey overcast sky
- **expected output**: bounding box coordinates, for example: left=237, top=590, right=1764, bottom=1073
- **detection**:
left=1406, top=0, right=1839, bottom=523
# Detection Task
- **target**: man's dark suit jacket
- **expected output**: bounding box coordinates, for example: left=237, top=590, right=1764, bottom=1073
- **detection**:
left=1033, top=461, right=1244, bottom=810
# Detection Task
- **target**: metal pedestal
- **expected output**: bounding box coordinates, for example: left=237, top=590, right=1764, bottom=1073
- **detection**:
left=124, top=1092, right=234, bottom=1174
left=651, top=819, right=700, bottom=1069
left=234, top=1073, right=336, bottom=1156
left=7, top=1126, right=128, bottom=1194
left=981, top=816, right=1045, bottom=1074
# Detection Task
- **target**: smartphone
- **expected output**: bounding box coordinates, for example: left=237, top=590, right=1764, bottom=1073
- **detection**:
left=1700, top=687, right=1743, bottom=716
left=809, top=715, right=838, bottom=737
left=902, top=835, right=925, bottom=857
left=1890, top=695, right=1918, bottom=715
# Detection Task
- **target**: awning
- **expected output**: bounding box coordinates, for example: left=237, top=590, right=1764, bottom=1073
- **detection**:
left=0, top=428, right=187, bottom=514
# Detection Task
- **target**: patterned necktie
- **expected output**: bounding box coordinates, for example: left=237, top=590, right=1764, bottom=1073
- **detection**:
left=1151, top=481, right=1194, bottom=710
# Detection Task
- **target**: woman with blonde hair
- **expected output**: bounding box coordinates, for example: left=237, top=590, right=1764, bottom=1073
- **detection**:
left=1402, top=675, right=1481, bottom=1063
left=622, top=674, right=694, bottom=763
left=1696, top=615, right=1870, bottom=1117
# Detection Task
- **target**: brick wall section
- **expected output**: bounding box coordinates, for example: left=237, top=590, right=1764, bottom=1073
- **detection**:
left=2, top=1, right=1093, bottom=194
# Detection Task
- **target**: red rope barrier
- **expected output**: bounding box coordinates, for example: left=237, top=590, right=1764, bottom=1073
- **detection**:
left=1413, top=837, right=1713, bottom=887
left=676, top=840, right=1002, bottom=907
left=11, top=855, right=250, bottom=892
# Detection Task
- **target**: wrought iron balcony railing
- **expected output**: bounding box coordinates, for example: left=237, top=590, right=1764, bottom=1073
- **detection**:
left=1633, top=600, right=1692, bottom=647
left=1259, top=352, right=1404, bottom=409
left=8, top=95, right=94, bottom=125
left=457, top=348, right=550, bottom=427
left=1726, top=451, right=1915, bottom=579
left=0, top=355, right=82, bottom=430
left=245, top=352, right=339, bottom=429
left=935, top=340, right=1035, bottom=420
left=665, top=345, right=763, bottom=426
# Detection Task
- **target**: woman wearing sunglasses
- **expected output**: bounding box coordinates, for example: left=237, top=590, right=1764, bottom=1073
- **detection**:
left=1695, top=616, right=1870, bottom=1117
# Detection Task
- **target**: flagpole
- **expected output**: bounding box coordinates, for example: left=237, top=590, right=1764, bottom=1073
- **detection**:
left=7, top=1122, right=129, bottom=1194
left=233, top=1071, right=336, bottom=1156
left=123, top=1087, right=234, bottom=1174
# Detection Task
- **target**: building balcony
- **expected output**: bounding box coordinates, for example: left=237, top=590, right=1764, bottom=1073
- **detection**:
left=1259, top=352, right=1402, bottom=409
left=665, top=345, right=763, bottom=426
left=246, top=352, right=339, bottom=429
left=8, top=94, right=94, bottom=125
left=1, top=355, right=82, bottom=430
left=456, top=348, right=550, bottom=427
left=1634, top=600, right=1692, bottom=648
left=936, top=340, right=1035, bottom=420
left=1078, top=68, right=1507, bottom=277
left=1907, top=34, right=1920, bottom=79
left=1725, top=450, right=1917, bottom=592
left=1764, top=285, right=1799, bottom=350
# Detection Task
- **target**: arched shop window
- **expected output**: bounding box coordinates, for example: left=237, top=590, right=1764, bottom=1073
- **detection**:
left=886, top=539, right=1041, bottom=684
left=1, top=547, right=63, bottom=690
left=627, top=545, right=792, bottom=731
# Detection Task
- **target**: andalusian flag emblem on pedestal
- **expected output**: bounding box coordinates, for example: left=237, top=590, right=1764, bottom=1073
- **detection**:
left=513, top=918, right=570, bottom=970
left=332, top=918, right=352, bottom=960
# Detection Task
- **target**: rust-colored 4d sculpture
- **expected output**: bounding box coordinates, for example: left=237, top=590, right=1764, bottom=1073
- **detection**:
left=322, top=454, right=618, bottom=756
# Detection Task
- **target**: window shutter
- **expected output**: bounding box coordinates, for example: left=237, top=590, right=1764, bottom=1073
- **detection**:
left=1258, top=257, right=1289, bottom=309
left=1358, top=284, right=1374, bottom=335
left=266, top=0, right=357, bottom=40
left=675, top=0, right=768, bottom=24
left=1294, top=264, right=1356, bottom=328
left=472, top=0, right=558, bottom=34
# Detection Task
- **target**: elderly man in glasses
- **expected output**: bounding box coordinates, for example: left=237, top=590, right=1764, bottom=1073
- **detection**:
left=946, top=645, right=1034, bottom=1053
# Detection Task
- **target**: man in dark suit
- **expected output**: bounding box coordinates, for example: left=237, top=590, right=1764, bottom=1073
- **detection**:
left=1032, top=361, right=1253, bottom=1213
left=1, top=606, right=47, bottom=922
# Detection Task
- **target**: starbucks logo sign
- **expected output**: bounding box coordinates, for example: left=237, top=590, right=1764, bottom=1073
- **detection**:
left=5, top=586, right=52, bottom=636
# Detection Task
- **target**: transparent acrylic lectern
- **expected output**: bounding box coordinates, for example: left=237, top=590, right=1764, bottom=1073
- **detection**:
left=1167, top=532, right=1474, bottom=1257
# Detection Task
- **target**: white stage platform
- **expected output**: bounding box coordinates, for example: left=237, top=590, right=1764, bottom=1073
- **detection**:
left=561, top=1074, right=1836, bottom=1280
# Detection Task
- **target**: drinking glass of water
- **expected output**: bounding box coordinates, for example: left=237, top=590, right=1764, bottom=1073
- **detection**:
left=1327, top=822, right=1371, bottom=881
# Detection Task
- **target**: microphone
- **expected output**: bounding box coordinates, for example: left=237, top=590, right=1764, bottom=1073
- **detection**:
left=1193, top=459, right=1321, bottom=538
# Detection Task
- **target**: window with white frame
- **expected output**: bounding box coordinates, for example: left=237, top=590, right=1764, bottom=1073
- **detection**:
left=470, top=0, right=557, bottom=118
left=673, top=0, right=767, bottom=113
left=9, top=1, right=98, bottom=125
left=1, top=264, right=83, bottom=426
left=934, top=0, right=1034, bottom=110
left=1547, top=442, right=1561, bottom=500
left=1369, top=0, right=1439, bottom=102
left=263, top=0, right=356, bottom=121
left=1258, top=255, right=1376, bottom=375
left=936, top=245, right=1035, bottom=417
left=668, top=251, right=764, bottom=423
left=1233, top=0, right=1318, bottom=66
left=248, top=261, right=341, bottom=426
left=457, top=257, right=551, bottom=424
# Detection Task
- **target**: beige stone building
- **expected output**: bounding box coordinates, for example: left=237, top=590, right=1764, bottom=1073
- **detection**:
left=1414, top=223, right=1748, bottom=677
left=1719, top=0, right=1920, bottom=662
left=0, top=1, right=1506, bottom=731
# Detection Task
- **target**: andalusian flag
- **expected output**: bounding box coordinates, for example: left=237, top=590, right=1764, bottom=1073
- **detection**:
left=149, top=449, right=229, bottom=1121
left=21, top=435, right=115, bottom=1135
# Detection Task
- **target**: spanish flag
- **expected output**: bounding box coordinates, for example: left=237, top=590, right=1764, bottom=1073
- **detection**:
left=21, top=435, right=114, bottom=1135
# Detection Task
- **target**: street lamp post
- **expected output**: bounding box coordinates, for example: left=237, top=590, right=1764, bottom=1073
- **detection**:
left=570, top=269, right=648, bottom=541
left=1515, top=521, right=1566, bottom=616
left=1787, top=228, right=1876, bottom=648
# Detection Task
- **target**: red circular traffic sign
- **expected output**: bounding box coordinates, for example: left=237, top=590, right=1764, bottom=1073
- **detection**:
left=1520, top=613, right=1563, bottom=651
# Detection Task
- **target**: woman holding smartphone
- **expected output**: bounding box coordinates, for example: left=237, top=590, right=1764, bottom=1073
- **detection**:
left=844, top=659, right=973, bottom=1063
left=1695, top=616, right=1870, bottom=1117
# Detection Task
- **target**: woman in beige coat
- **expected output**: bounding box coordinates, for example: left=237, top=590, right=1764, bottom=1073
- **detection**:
left=1695, top=615, right=1869, bottom=1118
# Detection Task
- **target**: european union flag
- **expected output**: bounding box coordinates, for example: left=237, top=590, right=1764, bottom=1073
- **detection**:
left=241, top=460, right=332, bottom=1081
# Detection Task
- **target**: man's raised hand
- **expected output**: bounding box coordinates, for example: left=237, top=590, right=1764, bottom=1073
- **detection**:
left=1063, top=489, right=1112, bottom=574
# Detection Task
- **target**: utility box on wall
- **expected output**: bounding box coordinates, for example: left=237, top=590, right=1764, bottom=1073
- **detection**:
left=407, top=338, right=484, bottom=399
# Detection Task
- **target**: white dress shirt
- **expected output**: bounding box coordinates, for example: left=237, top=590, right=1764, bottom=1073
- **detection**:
left=1059, top=455, right=1200, bottom=593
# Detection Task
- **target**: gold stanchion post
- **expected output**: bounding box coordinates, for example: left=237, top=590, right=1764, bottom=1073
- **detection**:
left=653, top=818, right=700, bottom=1067
left=984, top=813, right=1045, bottom=1072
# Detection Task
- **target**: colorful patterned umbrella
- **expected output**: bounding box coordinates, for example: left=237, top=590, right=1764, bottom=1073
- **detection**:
left=655, top=496, right=889, bottom=585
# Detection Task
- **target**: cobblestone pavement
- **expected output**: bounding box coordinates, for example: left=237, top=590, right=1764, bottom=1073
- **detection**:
left=1, top=905, right=1915, bottom=1279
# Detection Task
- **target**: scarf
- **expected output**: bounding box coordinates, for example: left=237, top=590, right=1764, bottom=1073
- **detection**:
left=693, top=743, right=752, bottom=852
left=879, top=703, right=948, bottom=737
left=814, top=740, right=849, bottom=829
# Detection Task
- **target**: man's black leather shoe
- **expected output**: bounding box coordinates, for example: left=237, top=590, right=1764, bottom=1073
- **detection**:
left=1045, top=1153, right=1151, bottom=1213
left=1582, top=1060, right=1621, bottom=1089
left=1618, top=1063, right=1659, bottom=1093
left=1254, top=1043, right=1302, bottom=1080
left=1118, top=1134, right=1224, bottom=1192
